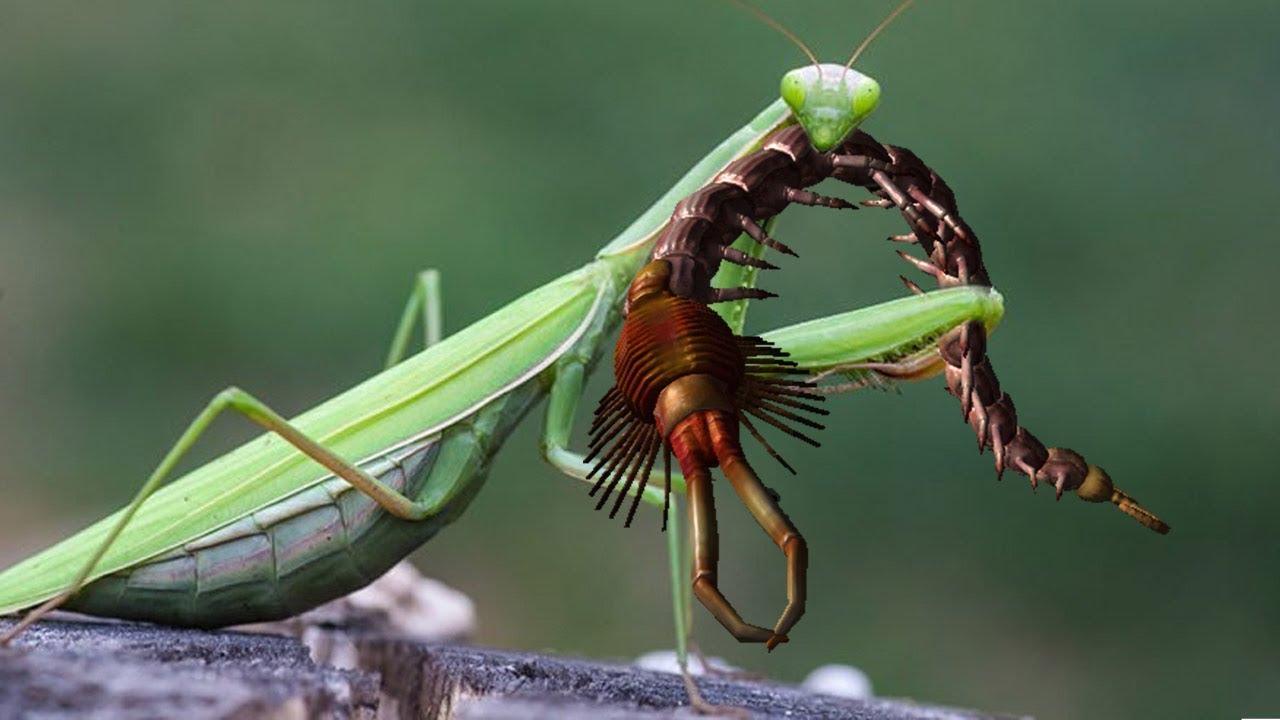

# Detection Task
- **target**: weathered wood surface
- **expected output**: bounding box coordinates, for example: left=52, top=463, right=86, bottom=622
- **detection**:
left=0, top=618, right=380, bottom=719
left=0, top=617, right=1029, bottom=719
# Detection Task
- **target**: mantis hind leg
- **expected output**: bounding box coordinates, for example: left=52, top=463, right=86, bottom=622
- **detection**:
left=0, top=386, right=444, bottom=646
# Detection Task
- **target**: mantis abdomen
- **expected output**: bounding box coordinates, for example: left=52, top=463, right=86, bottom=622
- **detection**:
left=62, top=386, right=546, bottom=626
left=64, top=438, right=439, bottom=626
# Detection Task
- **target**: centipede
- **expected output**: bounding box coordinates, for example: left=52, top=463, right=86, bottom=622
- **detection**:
left=586, top=2, right=1168, bottom=652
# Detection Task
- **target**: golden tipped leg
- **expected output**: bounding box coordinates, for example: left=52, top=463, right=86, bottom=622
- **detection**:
left=686, top=466, right=775, bottom=645
left=673, top=412, right=809, bottom=651
left=715, top=449, right=807, bottom=649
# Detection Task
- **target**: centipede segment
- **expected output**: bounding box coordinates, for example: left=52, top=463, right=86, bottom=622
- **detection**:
left=588, top=260, right=826, bottom=648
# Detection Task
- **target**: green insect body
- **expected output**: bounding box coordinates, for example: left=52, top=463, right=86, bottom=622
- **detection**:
left=66, top=435, right=447, bottom=626
left=0, top=95, right=1004, bottom=631
left=0, top=259, right=618, bottom=620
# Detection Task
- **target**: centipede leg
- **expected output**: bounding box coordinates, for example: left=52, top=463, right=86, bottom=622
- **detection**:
left=907, top=184, right=966, bottom=239
left=783, top=187, right=857, bottom=211
left=870, top=170, right=943, bottom=262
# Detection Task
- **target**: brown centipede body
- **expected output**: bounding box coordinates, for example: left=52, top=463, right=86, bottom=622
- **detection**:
left=586, top=118, right=1169, bottom=651
left=585, top=3, right=1166, bottom=652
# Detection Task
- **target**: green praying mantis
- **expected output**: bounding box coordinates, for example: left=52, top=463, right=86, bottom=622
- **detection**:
left=0, top=93, right=1002, bottom=638
left=0, top=5, right=1167, bottom=715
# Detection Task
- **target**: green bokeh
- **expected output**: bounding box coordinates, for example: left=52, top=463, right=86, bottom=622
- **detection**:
left=1, top=2, right=1275, bottom=718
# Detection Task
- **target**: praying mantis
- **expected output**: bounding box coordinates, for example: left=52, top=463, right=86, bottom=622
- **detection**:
left=0, top=3, right=1169, bottom=716
left=0, top=94, right=1004, bottom=636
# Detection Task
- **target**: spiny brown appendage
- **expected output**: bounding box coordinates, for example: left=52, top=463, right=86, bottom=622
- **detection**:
left=858, top=138, right=1170, bottom=534
left=645, top=124, right=982, bottom=307
left=649, top=125, right=856, bottom=305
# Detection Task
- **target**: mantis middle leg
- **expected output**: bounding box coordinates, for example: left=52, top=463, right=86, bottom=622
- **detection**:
left=1, top=270, right=452, bottom=646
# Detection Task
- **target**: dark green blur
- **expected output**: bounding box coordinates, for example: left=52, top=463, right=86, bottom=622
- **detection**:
left=0, top=2, right=1275, bottom=718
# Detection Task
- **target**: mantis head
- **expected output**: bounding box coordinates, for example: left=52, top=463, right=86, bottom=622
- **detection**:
left=780, top=64, right=880, bottom=153
left=734, top=0, right=911, bottom=153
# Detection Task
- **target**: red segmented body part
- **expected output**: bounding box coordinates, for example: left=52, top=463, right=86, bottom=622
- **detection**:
left=588, top=259, right=824, bottom=648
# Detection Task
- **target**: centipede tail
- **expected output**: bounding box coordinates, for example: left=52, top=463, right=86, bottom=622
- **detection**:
left=835, top=132, right=1169, bottom=534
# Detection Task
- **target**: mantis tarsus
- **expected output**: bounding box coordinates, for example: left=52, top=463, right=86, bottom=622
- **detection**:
left=0, top=2, right=1168, bottom=714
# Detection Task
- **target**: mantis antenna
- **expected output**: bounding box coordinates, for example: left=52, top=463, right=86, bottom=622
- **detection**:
left=846, top=0, right=916, bottom=70
left=727, top=0, right=821, bottom=72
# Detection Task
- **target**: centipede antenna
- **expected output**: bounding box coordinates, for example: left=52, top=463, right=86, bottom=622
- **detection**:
left=727, top=0, right=820, bottom=72
left=845, top=0, right=915, bottom=70
left=1111, top=488, right=1171, bottom=535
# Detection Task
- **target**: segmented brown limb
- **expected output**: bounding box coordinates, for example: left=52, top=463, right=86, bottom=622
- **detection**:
left=837, top=132, right=1169, bottom=534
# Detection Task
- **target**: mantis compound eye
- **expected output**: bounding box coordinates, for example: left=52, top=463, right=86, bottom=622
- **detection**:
left=780, top=69, right=807, bottom=111
left=849, top=74, right=880, bottom=127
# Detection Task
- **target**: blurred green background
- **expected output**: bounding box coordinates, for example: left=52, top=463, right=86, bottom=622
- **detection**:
left=0, top=1, right=1275, bottom=717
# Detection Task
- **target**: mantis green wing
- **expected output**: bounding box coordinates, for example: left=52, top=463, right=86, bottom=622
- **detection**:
left=0, top=89, right=1004, bottom=638
left=0, top=99, right=794, bottom=620
left=0, top=267, right=605, bottom=616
